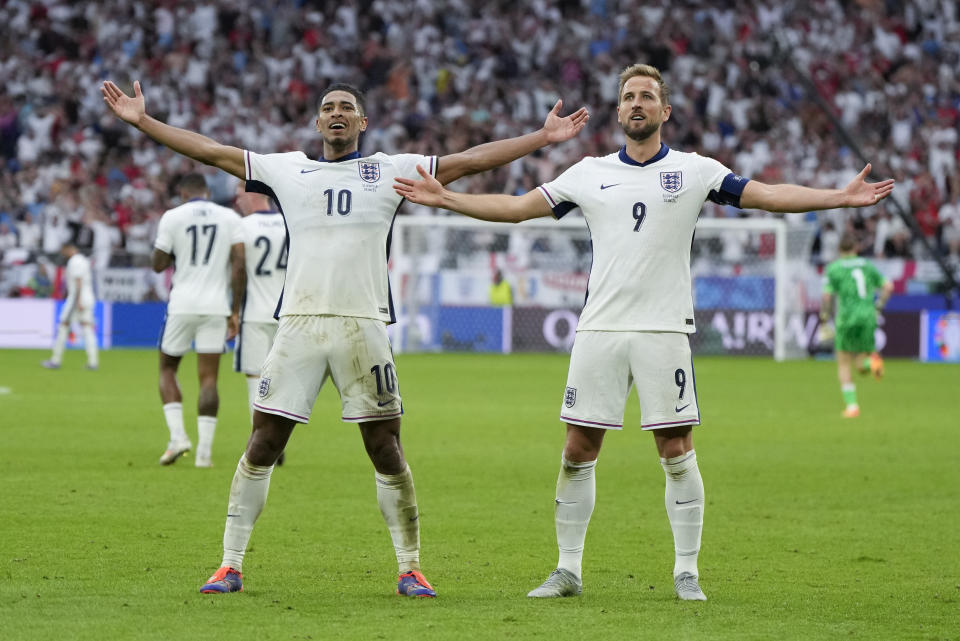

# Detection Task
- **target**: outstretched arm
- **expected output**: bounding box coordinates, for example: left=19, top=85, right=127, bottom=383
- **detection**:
left=101, top=81, right=246, bottom=179
left=434, top=99, right=588, bottom=185
left=395, top=165, right=553, bottom=223
left=740, top=164, right=894, bottom=213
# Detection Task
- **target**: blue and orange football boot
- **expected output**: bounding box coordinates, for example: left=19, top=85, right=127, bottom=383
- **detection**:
left=397, top=570, right=436, bottom=597
left=200, top=567, right=243, bottom=593
left=869, top=352, right=884, bottom=380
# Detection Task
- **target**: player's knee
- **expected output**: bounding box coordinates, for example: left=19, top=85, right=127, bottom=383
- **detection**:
left=659, top=439, right=689, bottom=461
left=247, top=419, right=291, bottom=465
left=562, top=444, right=598, bottom=463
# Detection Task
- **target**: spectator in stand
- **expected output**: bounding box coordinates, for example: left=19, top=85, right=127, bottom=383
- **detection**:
left=818, top=221, right=841, bottom=264
left=16, top=211, right=42, bottom=252
left=42, top=195, right=73, bottom=258
left=88, top=210, right=121, bottom=273
left=123, top=208, right=156, bottom=267
left=22, top=260, right=53, bottom=298
left=939, top=193, right=960, bottom=260
left=909, top=172, right=941, bottom=240
left=0, top=221, right=17, bottom=256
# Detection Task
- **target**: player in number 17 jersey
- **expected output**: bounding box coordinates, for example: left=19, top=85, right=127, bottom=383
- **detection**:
left=152, top=174, right=246, bottom=468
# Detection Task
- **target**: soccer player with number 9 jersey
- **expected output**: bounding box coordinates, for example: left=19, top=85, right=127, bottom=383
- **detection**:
left=395, top=63, right=895, bottom=602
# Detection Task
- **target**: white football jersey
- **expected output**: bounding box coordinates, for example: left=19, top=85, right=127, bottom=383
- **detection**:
left=64, top=252, right=95, bottom=311
left=243, top=150, right=438, bottom=322
left=538, top=144, right=749, bottom=333
left=154, top=199, right=244, bottom=315
left=239, top=210, right=287, bottom=323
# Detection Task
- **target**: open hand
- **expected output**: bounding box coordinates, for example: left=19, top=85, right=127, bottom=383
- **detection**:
left=844, top=164, right=895, bottom=207
left=542, top=99, right=590, bottom=144
left=394, top=165, right=445, bottom=206
left=227, top=313, right=239, bottom=341
left=101, top=80, right=146, bottom=126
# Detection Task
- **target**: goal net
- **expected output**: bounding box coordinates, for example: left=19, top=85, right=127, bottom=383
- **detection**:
left=388, top=215, right=818, bottom=360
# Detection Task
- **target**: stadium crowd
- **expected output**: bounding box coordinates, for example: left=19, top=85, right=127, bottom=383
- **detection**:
left=1, top=0, right=959, bottom=298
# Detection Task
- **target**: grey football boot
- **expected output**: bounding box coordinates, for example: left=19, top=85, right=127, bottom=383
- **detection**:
left=527, top=568, right=582, bottom=598
left=674, top=572, right=707, bottom=601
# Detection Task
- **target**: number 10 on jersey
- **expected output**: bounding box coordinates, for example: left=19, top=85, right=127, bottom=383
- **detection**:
left=324, top=189, right=353, bottom=216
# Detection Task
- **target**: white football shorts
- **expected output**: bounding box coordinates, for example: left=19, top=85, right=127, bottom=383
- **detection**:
left=58, top=301, right=94, bottom=326
left=253, top=315, right=402, bottom=424
left=234, top=321, right=278, bottom=375
left=159, top=313, right=228, bottom=356
left=560, top=330, right=700, bottom=430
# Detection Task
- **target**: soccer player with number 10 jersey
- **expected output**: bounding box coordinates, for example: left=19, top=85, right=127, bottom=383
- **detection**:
left=101, top=77, right=589, bottom=598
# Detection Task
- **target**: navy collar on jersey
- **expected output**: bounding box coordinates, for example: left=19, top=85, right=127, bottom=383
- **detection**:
left=186, top=197, right=208, bottom=202
left=618, top=143, right=669, bottom=167
left=252, top=210, right=278, bottom=215
left=318, top=151, right=361, bottom=163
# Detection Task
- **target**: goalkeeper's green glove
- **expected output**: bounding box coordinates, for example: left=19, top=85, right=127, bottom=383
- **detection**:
left=818, top=322, right=835, bottom=344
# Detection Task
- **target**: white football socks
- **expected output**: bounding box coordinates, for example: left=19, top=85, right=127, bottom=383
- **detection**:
left=162, top=402, right=188, bottom=443
left=82, top=324, right=98, bottom=367
left=246, top=377, right=259, bottom=424
left=196, top=416, right=217, bottom=461
left=661, top=450, right=704, bottom=578
left=222, top=454, right=274, bottom=571
left=376, top=464, right=421, bottom=573
left=555, top=456, right=597, bottom=579
left=50, top=323, right=68, bottom=364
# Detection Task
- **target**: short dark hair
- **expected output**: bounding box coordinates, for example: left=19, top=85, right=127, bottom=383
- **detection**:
left=178, top=173, right=208, bottom=196
left=318, top=83, right=366, bottom=116
left=839, top=233, right=858, bottom=252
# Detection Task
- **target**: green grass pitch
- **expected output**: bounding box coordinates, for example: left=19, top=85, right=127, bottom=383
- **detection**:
left=1, top=348, right=957, bottom=640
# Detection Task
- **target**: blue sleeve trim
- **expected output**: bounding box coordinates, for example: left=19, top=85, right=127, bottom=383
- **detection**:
left=707, top=173, right=749, bottom=207
left=553, top=202, right=578, bottom=219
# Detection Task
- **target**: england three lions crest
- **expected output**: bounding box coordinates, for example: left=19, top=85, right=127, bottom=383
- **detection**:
left=660, top=171, right=682, bottom=193
left=359, top=161, right=381, bottom=183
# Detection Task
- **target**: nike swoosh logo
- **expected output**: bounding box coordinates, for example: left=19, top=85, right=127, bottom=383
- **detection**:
left=675, top=499, right=699, bottom=505
left=675, top=403, right=691, bottom=413
left=600, top=183, right=621, bottom=190
left=377, top=400, right=394, bottom=407
left=300, top=167, right=323, bottom=174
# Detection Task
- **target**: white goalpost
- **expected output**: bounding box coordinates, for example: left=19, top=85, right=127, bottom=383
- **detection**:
left=389, top=215, right=818, bottom=360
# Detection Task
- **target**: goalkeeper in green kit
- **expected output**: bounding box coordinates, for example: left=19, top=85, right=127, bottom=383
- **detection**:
left=820, top=233, right=894, bottom=417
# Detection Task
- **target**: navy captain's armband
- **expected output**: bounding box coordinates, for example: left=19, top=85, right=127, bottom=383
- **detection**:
left=707, top=173, right=749, bottom=207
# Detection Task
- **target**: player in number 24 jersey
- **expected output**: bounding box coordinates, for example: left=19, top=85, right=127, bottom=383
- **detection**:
left=395, top=63, right=895, bottom=602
